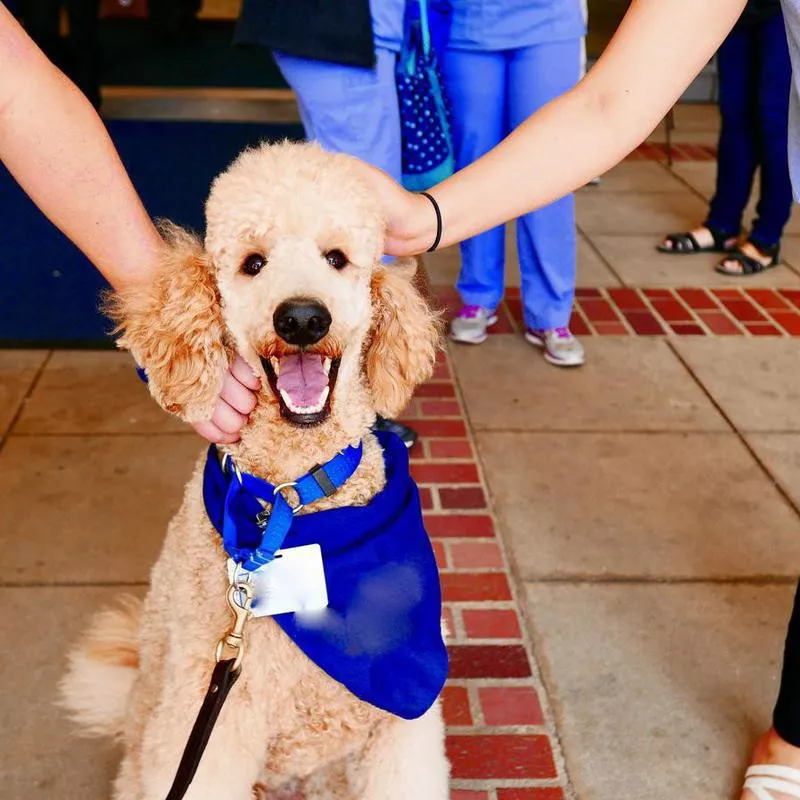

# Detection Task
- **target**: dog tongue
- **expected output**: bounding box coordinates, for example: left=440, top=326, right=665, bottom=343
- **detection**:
left=276, top=354, right=328, bottom=408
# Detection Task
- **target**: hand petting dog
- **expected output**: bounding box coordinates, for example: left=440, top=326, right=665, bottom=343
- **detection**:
left=192, top=354, right=261, bottom=444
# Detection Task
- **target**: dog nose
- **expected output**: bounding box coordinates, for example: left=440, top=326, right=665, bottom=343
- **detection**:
left=273, top=299, right=332, bottom=346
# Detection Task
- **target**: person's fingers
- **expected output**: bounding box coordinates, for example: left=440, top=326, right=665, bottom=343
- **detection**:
left=210, top=398, right=248, bottom=435
left=220, top=367, right=258, bottom=415
left=229, top=354, right=262, bottom=391
left=192, top=418, right=240, bottom=444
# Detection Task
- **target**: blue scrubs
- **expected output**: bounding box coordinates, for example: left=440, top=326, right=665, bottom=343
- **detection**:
left=444, top=0, right=585, bottom=330
left=272, top=0, right=405, bottom=181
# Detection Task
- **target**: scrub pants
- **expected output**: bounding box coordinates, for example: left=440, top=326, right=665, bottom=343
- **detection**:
left=272, top=48, right=403, bottom=183
left=443, top=39, right=581, bottom=331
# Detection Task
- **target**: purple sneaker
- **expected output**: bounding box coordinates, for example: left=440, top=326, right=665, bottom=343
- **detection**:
left=526, top=327, right=586, bottom=367
left=450, top=305, right=498, bottom=344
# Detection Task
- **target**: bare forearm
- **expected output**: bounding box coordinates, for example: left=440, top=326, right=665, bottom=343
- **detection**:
left=420, top=0, right=746, bottom=250
left=0, top=5, right=162, bottom=289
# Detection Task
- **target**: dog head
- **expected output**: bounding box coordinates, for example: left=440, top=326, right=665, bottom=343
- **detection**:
left=110, top=142, right=440, bottom=444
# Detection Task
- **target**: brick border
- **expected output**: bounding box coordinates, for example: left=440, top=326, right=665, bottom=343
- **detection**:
left=408, top=351, right=570, bottom=799
left=632, top=142, right=717, bottom=162
left=433, top=285, right=800, bottom=338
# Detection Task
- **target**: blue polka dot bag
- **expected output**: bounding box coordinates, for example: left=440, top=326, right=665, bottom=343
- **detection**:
left=396, top=0, right=454, bottom=192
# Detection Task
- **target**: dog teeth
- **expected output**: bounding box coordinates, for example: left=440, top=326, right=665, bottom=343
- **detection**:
left=323, top=358, right=332, bottom=375
left=279, top=386, right=330, bottom=415
left=270, top=357, right=280, bottom=376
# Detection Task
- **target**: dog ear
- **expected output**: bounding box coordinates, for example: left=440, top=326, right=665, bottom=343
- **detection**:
left=104, top=223, right=228, bottom=423
left=366, top=258, right=442, bottom=418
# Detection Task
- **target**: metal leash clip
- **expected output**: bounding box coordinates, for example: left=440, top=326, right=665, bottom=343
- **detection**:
left=214, top=580, right=254, bottom=672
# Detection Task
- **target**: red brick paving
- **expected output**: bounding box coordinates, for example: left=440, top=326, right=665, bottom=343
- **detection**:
left=442, top=573, right=512, bottom=602
left=450, top=541, right=504, bottom=570
left=443, top=685, right=474, bottom=726
left=631, top=141, right=717, bottom=162
left=439, top=487, right=488, bottom=510
left=432, top=284, right=800, bottom=338
left=410, top=354, right=567, bottom=797
left=479, top=686, right=545, bottom=726
left=497, top=790, right=566, bottom=800
left=447, top=734, right=557, bottom=780
left=462, top=608, right=522, bottom=639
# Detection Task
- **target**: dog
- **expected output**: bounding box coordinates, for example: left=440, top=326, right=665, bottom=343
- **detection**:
left=59, top=141, right=449, bottom=800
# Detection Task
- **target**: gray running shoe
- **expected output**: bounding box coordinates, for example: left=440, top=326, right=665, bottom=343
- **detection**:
left=526, top=327, right=586, bottom=367
left=450, top=305, right=498, bottom=344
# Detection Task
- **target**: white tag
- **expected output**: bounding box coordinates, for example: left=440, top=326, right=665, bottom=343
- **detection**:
left=227, top=545, right=328, bottom=618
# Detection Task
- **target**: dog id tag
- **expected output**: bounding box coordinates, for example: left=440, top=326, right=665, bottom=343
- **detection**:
left=227, top=545, right=328, bottom=618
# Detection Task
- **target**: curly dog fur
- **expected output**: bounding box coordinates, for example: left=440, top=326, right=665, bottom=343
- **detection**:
left=60, top=142, right=447, bottom=800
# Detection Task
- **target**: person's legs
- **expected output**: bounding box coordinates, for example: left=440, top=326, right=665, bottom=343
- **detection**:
left=441, top=48, right=507, bottom=321
left=749, top=13, right=793, bottom=250
left=772, top=581, right=800, bottom=748
left=706, top=26, right=759, bottom=238
left=507, top=38, right=583, bottom=365
left=739, top=580, right=800, bottom=799
left=272, top=48, right=402, bottom=182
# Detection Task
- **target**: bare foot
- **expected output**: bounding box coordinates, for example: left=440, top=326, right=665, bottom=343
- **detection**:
left=718, top=241, right=778, bottom=275
left=659, top=226, right=739, bottom=253
left=740, top=728, right=800, bottom=799
left=660, top=226, right=717, bottom=251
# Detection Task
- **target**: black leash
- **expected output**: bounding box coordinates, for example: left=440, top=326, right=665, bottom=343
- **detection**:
left=165, top=582, right=253, bottom=800
left=165, top=659, right=241, bottom=800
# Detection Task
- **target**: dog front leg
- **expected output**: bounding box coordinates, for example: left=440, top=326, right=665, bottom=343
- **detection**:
left=134, top=649, right=273, bottom=800
left=349, top=704, right=450, bottom=800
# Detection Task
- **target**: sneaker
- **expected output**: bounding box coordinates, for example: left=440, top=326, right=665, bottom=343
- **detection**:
left=373, top=416, right=418, bottom=449
left=450, top=305, right=498, bottom=344
left=525, top=327, right=586, bottom=367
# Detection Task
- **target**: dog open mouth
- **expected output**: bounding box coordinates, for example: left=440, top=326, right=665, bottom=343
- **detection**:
left=261, top=352, right=341, bottom=426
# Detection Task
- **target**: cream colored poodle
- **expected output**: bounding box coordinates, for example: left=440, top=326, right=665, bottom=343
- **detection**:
left=60, top=142, right=449, bottom=800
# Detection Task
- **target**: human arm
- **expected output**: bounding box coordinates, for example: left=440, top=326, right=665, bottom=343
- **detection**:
left=0, top=4, right=259, bottom=441
left=0, top=2, right=163, bottom=290
left=365, top=0, right=748, bottom=254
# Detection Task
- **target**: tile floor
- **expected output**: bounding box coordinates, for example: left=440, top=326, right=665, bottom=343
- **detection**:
left=3, top=113, right=800, bottom=800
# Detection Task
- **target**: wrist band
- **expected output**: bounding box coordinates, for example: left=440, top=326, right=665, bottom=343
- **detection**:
left=419, top=192, right=443, bottom=253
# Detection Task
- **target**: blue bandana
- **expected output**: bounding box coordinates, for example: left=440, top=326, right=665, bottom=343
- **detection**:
left=202, top=432, right=448, bottom=720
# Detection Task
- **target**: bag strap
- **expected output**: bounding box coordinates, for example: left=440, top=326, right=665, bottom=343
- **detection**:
left=418, top=0, right=431, bottom=56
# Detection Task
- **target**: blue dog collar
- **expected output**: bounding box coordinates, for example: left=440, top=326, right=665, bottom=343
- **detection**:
left=204, top=443, right=363, bottom=571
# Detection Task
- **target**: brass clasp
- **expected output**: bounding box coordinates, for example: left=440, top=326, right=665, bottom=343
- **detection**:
left=214, top=581, right=254, bottom=671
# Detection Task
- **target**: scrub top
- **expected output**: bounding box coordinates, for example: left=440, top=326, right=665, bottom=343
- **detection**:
left=372, top=0, right=405, bottom=51
left=448, top=0, right=586, bottom=50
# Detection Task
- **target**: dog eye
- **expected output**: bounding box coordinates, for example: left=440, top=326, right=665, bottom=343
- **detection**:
left=325, top=250, right=348, bottom=270
left=241, top=253, right=266, bottom=276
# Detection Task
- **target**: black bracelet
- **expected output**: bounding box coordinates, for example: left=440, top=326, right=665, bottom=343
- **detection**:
left=419, top=192, right=443, bottom=253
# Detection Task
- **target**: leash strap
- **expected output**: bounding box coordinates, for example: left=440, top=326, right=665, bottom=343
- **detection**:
left=164, top=658, right=241, bottom=800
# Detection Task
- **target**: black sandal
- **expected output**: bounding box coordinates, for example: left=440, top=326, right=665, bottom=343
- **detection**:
left=657, top=226, right=736, bottom=255
left=715, top=241, right=781, bottom=277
